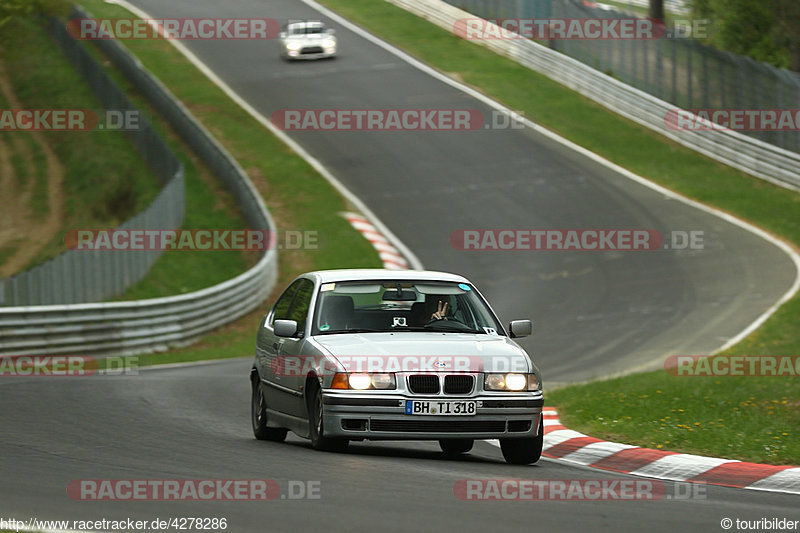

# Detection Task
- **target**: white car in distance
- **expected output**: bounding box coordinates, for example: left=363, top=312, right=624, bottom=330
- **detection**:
left=279, top=21, right=337, bottom=60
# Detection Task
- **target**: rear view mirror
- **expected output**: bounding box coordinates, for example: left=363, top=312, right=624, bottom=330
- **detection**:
left=274, top=319, right=298, bottom=337
left=509, top=320, right=532, bottom=338
left=382, top=290, right=417, bottom=301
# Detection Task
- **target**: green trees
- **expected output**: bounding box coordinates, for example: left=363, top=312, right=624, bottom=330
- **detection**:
left=0, top=0, right=68, bottom=28
left=691, top=0, right=800, bottom=71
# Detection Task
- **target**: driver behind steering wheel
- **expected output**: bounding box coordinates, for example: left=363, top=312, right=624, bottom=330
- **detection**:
left=409, top=298, right=451, bottom=326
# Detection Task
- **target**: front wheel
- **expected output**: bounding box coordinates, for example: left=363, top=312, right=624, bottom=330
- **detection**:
left=252, top=379, right=288, bottom=442
left=439, top=439, right=474, bottom=455
left=308, top=382, right=349, bottom=452
left=500, top=417, right=543, bottom=465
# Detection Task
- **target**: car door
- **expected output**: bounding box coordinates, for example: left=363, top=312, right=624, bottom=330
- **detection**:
left=257, top=278, right=302, bottom=416
left=276, top=278, right=315, bottom=419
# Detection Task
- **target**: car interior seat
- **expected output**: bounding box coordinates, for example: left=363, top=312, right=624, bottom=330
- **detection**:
left=320, top=295, right=354, bottom=331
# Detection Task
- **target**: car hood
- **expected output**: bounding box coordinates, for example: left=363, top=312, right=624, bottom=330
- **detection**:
left=311, top=332, right=534, bottom=374
left=284, top=34, right=332, bottom=43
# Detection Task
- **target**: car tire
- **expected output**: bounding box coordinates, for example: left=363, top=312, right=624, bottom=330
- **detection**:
left=251, top=378, right=288, bottom=442
left=439, top=439, right=474, bottom=455
left=308, top=382, right=349, bottom=452
left=499, top=417, right=544, bottom=465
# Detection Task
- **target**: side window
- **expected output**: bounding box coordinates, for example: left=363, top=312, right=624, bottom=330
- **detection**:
left=286, top=279, right=314, bottom=333
left=272, top=280, right=302, bottom=323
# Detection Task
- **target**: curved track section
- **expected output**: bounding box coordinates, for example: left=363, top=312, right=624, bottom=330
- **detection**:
left=2, top=0, right=798, bottom=530
left=127, top=0, right=797, bottom=384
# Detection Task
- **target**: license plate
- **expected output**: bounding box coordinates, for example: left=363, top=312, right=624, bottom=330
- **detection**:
left=405, top=400, right=476, bottom=416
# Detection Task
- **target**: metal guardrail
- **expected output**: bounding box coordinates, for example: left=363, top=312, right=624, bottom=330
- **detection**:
left=0, top=18, right=185, bottom=306
left=0, top=11, right=277, bottom=356
left=0, top=177, right=184, bottom=306
left=452, top=0, right=800, bottom=154
left=388, top=0, right=800, bottom=190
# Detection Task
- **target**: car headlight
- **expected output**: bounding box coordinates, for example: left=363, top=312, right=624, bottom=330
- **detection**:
left=484, top=373, right=540, bottom=391
left=332, top=373, right=396, bottom=390
left=348, top=373, right=372, bottom=390
left=322, top=38, right=336, bottom=49
left=286, top=42, right=302, bottom=51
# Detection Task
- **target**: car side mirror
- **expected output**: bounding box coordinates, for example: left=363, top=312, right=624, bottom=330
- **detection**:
left=509, top=320, right=532, bottom=338
left=279, top=31, right=287, bottom=38
left=274, top=319, right=298, bottom=338
left=327, top=28, right=335, bottom=34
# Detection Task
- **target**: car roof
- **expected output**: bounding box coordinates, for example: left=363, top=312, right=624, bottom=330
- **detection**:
left=286, top=21, right=325, bottom=29
left=303, top=269, right=470, bottom=284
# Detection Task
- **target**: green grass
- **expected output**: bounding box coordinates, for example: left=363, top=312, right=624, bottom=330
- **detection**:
left=4, top=133, right=48, bottom=216
left=98, top=326, right=259, bottom=370
left=28, top=134, right=49, bottom=217
left=114, top=168, right=257, bottom=299
left=6, top=132, right=50, bottom=217
left=0, top=242, right=22, bottom=265
left=548, top=371, right=800, bottom=464
left=721, top=297, right=800, bottom=357
left=549, top=298, right=800, bottom=464
left=1, top=18, right=163, bottom=268
left=314, top=0, right=800, bottom=464
left=9, top=142, right=28, bottom=185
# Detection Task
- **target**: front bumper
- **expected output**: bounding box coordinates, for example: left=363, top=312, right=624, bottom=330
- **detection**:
left=321, top=391, right=544, bottom=440
left=283, top=46, right=336, bottom=60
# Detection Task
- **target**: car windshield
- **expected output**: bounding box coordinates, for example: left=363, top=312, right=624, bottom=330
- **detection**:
left=289, top=25, right=325, bottom=35
left=312, top=280, right=503, bottom=335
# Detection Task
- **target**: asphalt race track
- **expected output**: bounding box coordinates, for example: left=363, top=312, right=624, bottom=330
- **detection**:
left=2, top=362, right=799, bottom=532
left=1, top=0, right=798, bottom=531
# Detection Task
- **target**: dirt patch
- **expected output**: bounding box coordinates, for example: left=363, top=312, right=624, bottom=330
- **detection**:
left=0, top=58, right=66, bottom=278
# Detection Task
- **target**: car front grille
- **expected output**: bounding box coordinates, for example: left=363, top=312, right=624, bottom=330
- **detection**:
left=370, top=419, right=506, bottom=433
left=301, top=46, right=324, bottom=54
left=443, top=375, right=474, bottom=394
left=408, top=375, right=440, bottom=394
